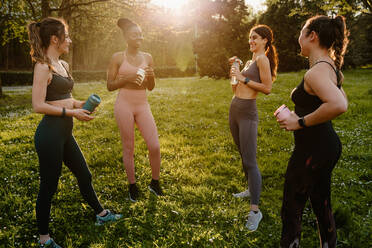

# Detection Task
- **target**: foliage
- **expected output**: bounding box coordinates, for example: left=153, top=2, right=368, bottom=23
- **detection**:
left=0, top=70, right=371, bottom=247
left=192, top=0, right=254, bottom=78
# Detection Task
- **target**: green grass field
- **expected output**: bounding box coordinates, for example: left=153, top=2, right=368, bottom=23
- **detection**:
left=0, top=69, right=371, bottom=248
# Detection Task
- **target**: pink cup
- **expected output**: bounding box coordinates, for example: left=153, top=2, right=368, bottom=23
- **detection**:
left=274, top=104, right=291, bottom=121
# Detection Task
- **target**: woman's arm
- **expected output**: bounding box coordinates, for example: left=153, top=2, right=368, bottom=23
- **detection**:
left=278, top=66, right=347, bottom=131
left=32, top=63, right=93, bottom=121
left=106, top=52, right=137, bottom=91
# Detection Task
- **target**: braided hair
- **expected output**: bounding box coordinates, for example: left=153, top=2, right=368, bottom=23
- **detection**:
left=306, top=15, right=349, bottom=70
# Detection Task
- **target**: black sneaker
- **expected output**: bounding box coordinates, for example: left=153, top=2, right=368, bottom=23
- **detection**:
left=148, top=179, right=164, bottom=196
left=129, top=183, right=139, bottom=202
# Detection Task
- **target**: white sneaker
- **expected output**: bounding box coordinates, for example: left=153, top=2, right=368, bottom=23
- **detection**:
left=232, top=188, right=250, bottom=198
left=245, top=210, right=262, bottom=231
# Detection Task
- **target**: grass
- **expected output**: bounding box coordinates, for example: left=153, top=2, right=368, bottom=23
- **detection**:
left=0, top=69, right=371, bottom=248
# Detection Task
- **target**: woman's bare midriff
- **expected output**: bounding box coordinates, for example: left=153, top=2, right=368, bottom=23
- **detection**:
left=46, top=98, right=74, bottom=109
left=234, top=82, right=258, bottom=99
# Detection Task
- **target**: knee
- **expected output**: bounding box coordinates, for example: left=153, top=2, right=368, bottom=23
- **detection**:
left=79, top=169, right=92, bottom=184
left=148, top=142, right=160, bottom=155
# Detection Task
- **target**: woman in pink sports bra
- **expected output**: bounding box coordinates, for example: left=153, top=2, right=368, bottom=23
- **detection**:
left=107, top=18, right=163, bottom=202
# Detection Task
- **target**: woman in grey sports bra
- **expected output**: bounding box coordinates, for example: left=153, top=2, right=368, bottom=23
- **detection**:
left=229, top=24, right=278, bottom=231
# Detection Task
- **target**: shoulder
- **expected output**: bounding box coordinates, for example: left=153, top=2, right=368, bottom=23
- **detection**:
left=256, top=55, right=270, bottom=70
left=111, top=51, right=125, bottom=64
left=34, top=62, right=51, bottom=75
left=141, top=52, right=153, bottom=63
left=304, top=63, right=331, bottom=84
left=256, top=54, right=269, bottom=65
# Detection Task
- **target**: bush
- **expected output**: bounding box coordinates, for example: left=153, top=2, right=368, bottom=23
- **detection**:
left=0, top=71, right=33, bottom=86
left=0, top=67, right=196, bottom=86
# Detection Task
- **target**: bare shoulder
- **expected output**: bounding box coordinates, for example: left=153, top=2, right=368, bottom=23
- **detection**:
left=256, top=54, right=269, bottom=68
left=111, top=51, right=125, bottom=64
left=305, top=64, right=329, bottom=84
left=34, top=62, right=50, bottom=74
left=142, top=52, right=153, bottom=63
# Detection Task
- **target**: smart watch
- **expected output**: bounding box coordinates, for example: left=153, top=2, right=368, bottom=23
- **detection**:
left=244, top=77, right=250, bottom=84
left=298, top=117, right=307, bottom=128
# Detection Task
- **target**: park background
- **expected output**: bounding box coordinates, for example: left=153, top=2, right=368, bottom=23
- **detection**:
left=0, top=0, right=371, bottom=247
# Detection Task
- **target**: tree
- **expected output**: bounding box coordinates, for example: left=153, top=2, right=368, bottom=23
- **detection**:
left=191, top=0, right=254, bottom=78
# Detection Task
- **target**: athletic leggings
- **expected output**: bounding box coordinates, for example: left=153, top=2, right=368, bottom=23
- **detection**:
left=114, top=88, right=160, bottom=184
left=280, top=122, right=341, bottom=248
left=34, top=115, right=104, bottom=235
left=229, top=97, right=262, bottom=205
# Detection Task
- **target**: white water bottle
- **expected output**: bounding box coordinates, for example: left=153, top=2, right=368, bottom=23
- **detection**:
left=230, top=58, right=243, bottom=85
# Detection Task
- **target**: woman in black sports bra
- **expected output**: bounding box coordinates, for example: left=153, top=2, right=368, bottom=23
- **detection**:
left=277, top=15, right=349, bottom=248
left=28, top=17, right=122, bottom=248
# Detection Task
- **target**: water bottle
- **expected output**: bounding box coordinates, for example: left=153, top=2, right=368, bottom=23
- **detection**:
left=230, top=58, right=243, bottom=85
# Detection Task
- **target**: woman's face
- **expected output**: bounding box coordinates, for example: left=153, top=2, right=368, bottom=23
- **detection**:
left=125, top=26, right=144, bottom=48
left=249, top=30, right=267, bottom=53
left=298, top=25, right=311, bottom=57
left=59, top=31, right=72, bottom=54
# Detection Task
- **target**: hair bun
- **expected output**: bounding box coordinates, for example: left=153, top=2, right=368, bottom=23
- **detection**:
left=117, top=18, right=135, bottom=30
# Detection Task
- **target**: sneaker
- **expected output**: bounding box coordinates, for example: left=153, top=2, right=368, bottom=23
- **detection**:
left=39, top=238, right=61, bottom=248
left=148, top=179, right=164, bottom=196
left=233, top=188, right=250, bottom=198
left=129, top=183, right=139, bottom=202
left=245, top=210, right=263, bottom=231
left=95, top=210, right=123, bottom=226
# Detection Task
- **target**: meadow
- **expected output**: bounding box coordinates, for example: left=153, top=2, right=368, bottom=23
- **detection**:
left=0, top=69, right=371, bottom=247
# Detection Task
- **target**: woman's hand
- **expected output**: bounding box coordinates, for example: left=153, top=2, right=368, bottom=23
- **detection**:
left=230, top=66, right=245, bottom=82
left=71, top=109, right=94, bottom=121
left=74, top=100, right=85, bottom=109
left=145, top=66, right=155, bottom=78
left=228, top=56, right=239, bottom=66
left=277, top=111, right=301, bottom=131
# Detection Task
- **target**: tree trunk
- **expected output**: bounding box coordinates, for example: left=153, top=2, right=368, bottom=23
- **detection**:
left=41, top=0, right=51, bottom=18
left=0, top=75, right=2, bottom=98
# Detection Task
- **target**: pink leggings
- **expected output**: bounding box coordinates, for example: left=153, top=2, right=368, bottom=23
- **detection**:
left=114, top=89, right=160, bottom=183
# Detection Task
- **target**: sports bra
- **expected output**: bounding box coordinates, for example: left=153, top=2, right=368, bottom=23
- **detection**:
left=118, top=52, right=148, bottom=90
left=45, top=62, right=73, bottom=101
left=241, top=60, right=261, bottom=83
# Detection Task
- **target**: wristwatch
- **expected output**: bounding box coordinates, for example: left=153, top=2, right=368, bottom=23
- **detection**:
left=244, top=77, right=250, bottom=84
left=298, top=117, right=307, bottom=128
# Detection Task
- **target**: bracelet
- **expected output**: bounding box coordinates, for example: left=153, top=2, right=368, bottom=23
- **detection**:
left=61, top=107, right=66, bottom=117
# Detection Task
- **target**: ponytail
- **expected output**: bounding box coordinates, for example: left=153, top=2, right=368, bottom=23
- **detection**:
left=28, top=21, right=52, bottom=70
left=306, top=15, right=349, bottom=70
left=27, top=17, right=67, bottom=70
left=331, top=16, right=349, bottom=70
left=266, top=43, right=278, bottom=81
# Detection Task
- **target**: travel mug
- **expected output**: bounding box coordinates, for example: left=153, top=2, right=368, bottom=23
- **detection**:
left=274, top=104, right=291, bottom=121
left=82, top=94, right=101, bottom=113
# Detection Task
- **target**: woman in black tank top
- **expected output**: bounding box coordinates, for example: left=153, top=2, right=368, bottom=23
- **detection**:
left=28, top=17, right=122, bottom=248
left=277, top=15, right=349, bottom=248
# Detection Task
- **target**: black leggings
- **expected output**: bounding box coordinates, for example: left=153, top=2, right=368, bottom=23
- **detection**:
left=280, top=123, right=341, bottom=248
left=34, top=115, right=103, bottom=235
left=229, top=97, right=262, bottom=205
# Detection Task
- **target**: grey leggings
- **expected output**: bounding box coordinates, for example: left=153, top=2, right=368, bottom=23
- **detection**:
left=229, top=97, right=262, bottom=205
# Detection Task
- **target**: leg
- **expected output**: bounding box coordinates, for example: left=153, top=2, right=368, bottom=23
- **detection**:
left=309, top=160, right=338, bottom=248
left=34, top=124, right=63, bottom=236
left=115, top=101, right=136, bottom=183
left=280, top=151, right=310, bottom=248
left=63, top=135, right=104, bottom=215
left=135, top=103, right=161, bottom=180
left=238, top=119, right=261, bottom=205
